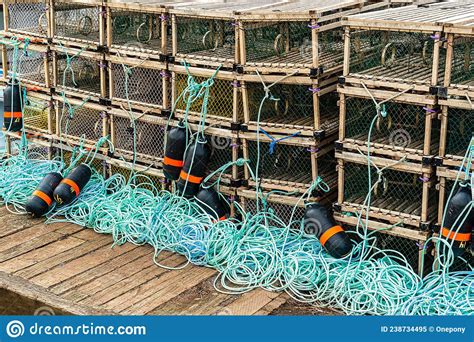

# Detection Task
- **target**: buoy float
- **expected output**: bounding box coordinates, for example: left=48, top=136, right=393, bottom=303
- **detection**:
left=195, top=187, right=230, bottom=222
left=3, top=82, right=23, bottom=132
left=177, top=137, right=211, bottom=198
left=304, top=203, right=352, bottom=258
left=163, top=125, right=187, bottom=180
left=439, top=185, right=474, bottom=258
left=53, top=164, right=92, bottom=205
left=25, top=172, right=63, bottom=217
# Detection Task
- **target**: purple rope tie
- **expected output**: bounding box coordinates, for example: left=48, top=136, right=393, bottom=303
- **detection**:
left=160, top=15, right=169, bottom=22
left=98, top=61, right=107, bottom=69
left=308, top=23, right=320, bottom=30
left=99, top=111, right=108, bottom=119
left=308, top=87, right=320, bottom=94
left=160, top=71, right=171, bottom=78
left=423, top=107, right=438, bottom=114
left=419, top=176, right=430, bottom=183
left=230, top=143, right=240, bottom=149
left=306, top=147, right=320, bottom=153
left=231, top=81, right=241, bottom=88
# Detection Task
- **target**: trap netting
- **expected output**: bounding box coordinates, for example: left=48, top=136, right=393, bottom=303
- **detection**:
left=343, top=162, right=437, bottom=227
left=344, top=97, right=439, bottom=158
left=6, top=46, right=49, bottom=87
left=111, top=62, right=167, bottom=109
left=349, top=30, right=445, bottom=84
left=443, top=107, right=473, bottom=160
left=61, top=149, right=105, bottom=175
left=318, top=29, right=346, bottom=73
left=205, top=131, right=238, bottom=181
left=243, top=21, right=311, bottom=67
left=109, top=164, right=166, bottom=193
left=241, top=192, right=306, bottom=227
left=174, top=16, right=235, bottom=64
left=53, top=3, right=101, bottom=44
left=7, top=1, right=49, bottom=37
left=56, top=52, right=102, bottom=96
left=56, top=100, right=105, bottom=146
left=245, top=82, right=339, bottom=134
left=173, top=72, right=235, bottom=122
left=111, top=10, right=166, bottom=53
left=111, top=113, right=166, bottom=165
left=23, top=95, right=53, bottom=134
left=449, top=36, right=474, bottom=87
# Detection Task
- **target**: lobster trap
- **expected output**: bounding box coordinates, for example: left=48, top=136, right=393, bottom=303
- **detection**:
left=107, top=161, right=167, bottom=193
left=343, top=5, right=451, bottom=92
left=54, top=95, right=108, bottom=148
left=241, top=74, right=339, bottom=137
left=339, top=87, right=440, bottom=161
left=171, top=12, right=237, bottom=69
left=53, top=46, right=106, bottom=100
left=22, top=90, right=54, bottom=136
left=1, top=42, right=51, bottom=90
left=171, top=65, right=241, bottom=127
left=52, top=0, right=104, bottom=48
left=241, top=132, right=337, bottom=194
left=337, top=151, right=437, bottom=229
left=3, top=0, right=50, bottom=39
left=107, top=55, right=169, bottom=113
left=109, top=107, right=168, bottom=166
left=106, top=4, right=168, bottom=57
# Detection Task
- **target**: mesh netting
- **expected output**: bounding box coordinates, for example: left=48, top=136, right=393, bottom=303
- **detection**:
left=444, top=107, right=473, bottom=159
left=57, top=101, right=104, bottom=144
left=61, top=149, right=105, bottom=175
left=111, top=10, right=165, bottom=52
left=112, top=116, right=166, bottom=164
left=23, top=97, right=52, bottom=134
left=7, top=47, right=48, bottom=86
left=175, top=17, right=235, bottom=62
left=449, top=36, right=474, bottom=87
left=56, top=53, right=102, bottom=95
left=110, top=164, right=165, bottom=192
left=54, top=3, right=100, bottom=43
left=344, top=97, right=439, bottom=155
left=349, top=30, right=446, bottom=84
left=343, top=162, right=436, bottom=223
left=206, top=133, right=236, bottom=179
left=246, top=82, right=339, bottom=132
left=8, top=2, right=48, bottom=36
left=243, top=195, right=305, bottom=227
left=244, top=21, right=310, bottom=67
left=111, top=63, right=165, bottom=108
left=318, top=29, right=345, bottom=72
left=174, top=73, right=234, bottom=120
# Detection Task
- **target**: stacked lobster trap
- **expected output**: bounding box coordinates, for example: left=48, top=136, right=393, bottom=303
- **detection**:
left=335, top=2, right=474, bottom=274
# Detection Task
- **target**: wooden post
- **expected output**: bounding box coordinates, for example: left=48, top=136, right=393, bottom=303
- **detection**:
left=162, top=70, right=170, bottom=110
left=47, top=99, right=53, bottom=135
left=232, top=79, right=238, bottom=123
left=338, top=93, right=346, bottom=141
left=443, top=33, right=455, bottom=88
left=420, top=176, right=430, bottom=222
left=430, top=31, right=442, bottom=86
left=232, top=137, right=238, bottom=180
left=44, top=48, right=51, bottom=88
left=437, top=176, right=446, bottom=226
left=337, top=159, right=344, bottom=204
left=310, top=146, right=318, bottom=182
left=100, top=57, right=107, bottom=98
left=239, top=21, right=246, bottom=65
left=54, top=100, right=60, bottom=137
left=171, top=15, right=177, bottom=56
left=423, top=105, right=433, bottom=156
left=343, top=27, right=351, bottom=76
left=311, top=18, right=318, bottom=68
left=106, top=6, right=112, bottom=48
left=108, top=60, right=114, bottom=100
left=99, top=4, right=105, bottom=47
left=242, top=138, right=249, bottom=181
left=1, top=45, right=8, bottom=81
left=161, top=12, right=167, bottom=54
left=46, top=0, right=53, bottom=38
left=312, top=80, right=320, bottom=131
left=234, top=18, right=240, bottom=65
left=241, top=81, right=250, bottom=124
left=438, top=106, right=448, bottom=158
left=3, top=2, right=9, bottom=32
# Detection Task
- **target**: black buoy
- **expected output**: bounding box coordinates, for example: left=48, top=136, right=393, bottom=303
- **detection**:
left=304, top=203, right=352, bottom=258
left=163, top=125, right=187, bottom=180
left=3, top=82, right=22, bottom=132
left=53, top=164, right=92, bottom=205
left=177, top=137, right=211, bottom=198
left=439, top=185, right=474, bottom=258
left=195, top=187, right=230, bottom=222
left=25, top=172, right=63, bottom=218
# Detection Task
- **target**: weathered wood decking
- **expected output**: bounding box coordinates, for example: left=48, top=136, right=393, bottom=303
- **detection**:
left=0, top=207, right=335, bottom=315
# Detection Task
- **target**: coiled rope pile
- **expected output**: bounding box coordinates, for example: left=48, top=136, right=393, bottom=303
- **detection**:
left=0, top=41, right=472, bottom=315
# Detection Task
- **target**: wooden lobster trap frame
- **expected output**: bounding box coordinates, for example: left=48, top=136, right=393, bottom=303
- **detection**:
left=238, top=0, right=390, bottom=75
left=51, top=0, right=106, bottom=50
left=107, top=54, right=170, bottom=114
left=341, top=3, right=455, bottom=94
left=334, top=215, right=431, bottom=275
left=170, top=64, right=241, bottom=128
left=1, top=42, right=52, bottom=92
left=105, top=2, right=169, bottom=59
left=52, top=45, right=106, bottom=101
left=237, top=187, right=335, bottom=226
left=109, top=106, right=172, bottom=167
left=338, top=84, right=440, bottom=162
left=238, top=72, right=339, bottom=138
left=240, top=131, right=337, bottom=194
left=52, top=93, right=109, bottom=150
left=1, top=0, right=51, bottom=42
left=336, top=149, right=436, bottom=231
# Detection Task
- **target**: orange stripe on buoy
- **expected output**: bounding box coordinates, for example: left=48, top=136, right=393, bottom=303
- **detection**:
left=441, top=227, right=471, bottom=242
left=32, top=190, right=52, bottom=206
left=61, top=178, right=80, bottom=197
left=320, top=225, right=344, bottom=247
left=218, top=215, right=227, bottom=221
left=179, top=170, right=203, bottom=184
left=164, top=156, right=184, bottom=167
left=4, top=111, right=22, bottom=118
